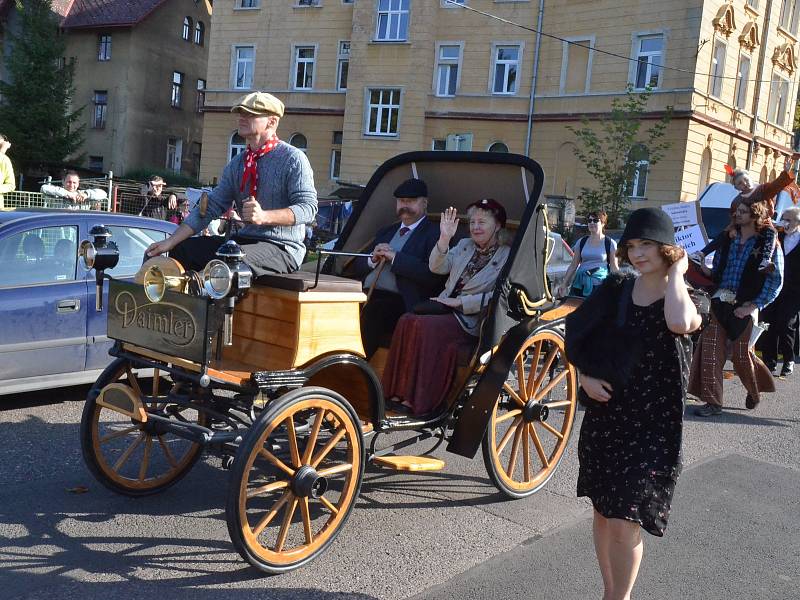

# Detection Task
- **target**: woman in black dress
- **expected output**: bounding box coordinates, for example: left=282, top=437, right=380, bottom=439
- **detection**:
left=565, top=208, right=706, bottom=600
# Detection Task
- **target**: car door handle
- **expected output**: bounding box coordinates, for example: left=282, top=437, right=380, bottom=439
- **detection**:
left=57, top=299, right=81, bottom=313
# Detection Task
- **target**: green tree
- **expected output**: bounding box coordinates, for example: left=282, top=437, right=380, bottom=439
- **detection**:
left=0, top=0, right=84, bottom=173
left=567, top=86, right=672, bottom=227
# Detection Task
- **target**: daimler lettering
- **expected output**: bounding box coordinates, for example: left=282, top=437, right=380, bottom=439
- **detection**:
left=114, top=290, right=197, bottom=347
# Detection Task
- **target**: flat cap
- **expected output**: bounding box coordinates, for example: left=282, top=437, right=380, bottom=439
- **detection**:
left=393, top=178, right=428, bottom=198
left=231, top=91, right=285, bottom=117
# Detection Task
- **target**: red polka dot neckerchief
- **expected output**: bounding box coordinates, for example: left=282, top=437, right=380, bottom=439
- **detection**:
left=240, top=136, right=280, bottom=197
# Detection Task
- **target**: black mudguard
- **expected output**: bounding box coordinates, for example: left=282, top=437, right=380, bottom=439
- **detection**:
left=447, top=318, right=543, bottom=459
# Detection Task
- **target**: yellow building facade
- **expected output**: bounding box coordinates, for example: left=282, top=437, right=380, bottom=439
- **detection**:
left=200, top=0, right=800, bottom=209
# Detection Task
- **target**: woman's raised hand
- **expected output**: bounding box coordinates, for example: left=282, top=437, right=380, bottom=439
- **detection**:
left=668, top=247, right=689, bottom=279
left=439, top=206, right=459, bottom=241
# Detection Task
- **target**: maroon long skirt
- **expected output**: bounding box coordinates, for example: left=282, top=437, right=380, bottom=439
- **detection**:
left=381, top=313, right=476, bottom=416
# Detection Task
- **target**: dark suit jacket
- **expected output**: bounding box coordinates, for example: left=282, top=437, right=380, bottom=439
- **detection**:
left=354, top=217, right=445, bottom=310
left=774, top=231, right=800, bottom=318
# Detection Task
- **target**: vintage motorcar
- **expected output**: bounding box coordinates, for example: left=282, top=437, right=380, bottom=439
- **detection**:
left=78, top=151, right=579, bottom=574
left=0, top=209, right=176, bottom=395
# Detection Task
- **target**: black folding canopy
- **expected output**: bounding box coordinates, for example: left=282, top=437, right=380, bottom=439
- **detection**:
left=328, top=150, right=550, bottom=350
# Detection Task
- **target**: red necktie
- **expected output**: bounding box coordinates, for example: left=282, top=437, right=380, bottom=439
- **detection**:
left=399, top=226, right=410, bottom=237
left=240, top=136, right=280, bottom=197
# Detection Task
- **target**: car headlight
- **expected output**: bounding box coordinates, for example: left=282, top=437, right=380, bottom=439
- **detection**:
left=203, top=259, right=232, bottom=299
left=79, top=241, right=96, bottom=269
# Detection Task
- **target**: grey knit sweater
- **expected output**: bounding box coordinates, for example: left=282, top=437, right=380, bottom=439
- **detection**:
left=183, top=141, right=317, bottom=268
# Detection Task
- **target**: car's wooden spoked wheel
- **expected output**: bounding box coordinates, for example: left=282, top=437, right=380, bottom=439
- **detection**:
left=227, top=388, right=364, bottom=574
left=482, top=329, right=577, bottom=498
left=81, top=358, right=206, bottom=496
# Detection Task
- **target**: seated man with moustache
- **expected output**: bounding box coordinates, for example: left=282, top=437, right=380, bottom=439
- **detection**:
left=353, top=178, right=444, bottom=359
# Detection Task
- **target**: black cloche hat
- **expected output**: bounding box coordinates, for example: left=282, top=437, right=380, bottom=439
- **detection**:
left=393, top=178, right=428, bottom=198
left=619, top=207, right=676, bottom=246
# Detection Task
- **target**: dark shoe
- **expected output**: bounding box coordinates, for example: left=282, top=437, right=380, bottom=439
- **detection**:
left=764, top=361, right=778, bottom=374
left=780, top=361, right=794, bottom=377
left=386, top=399, right=412, bottom=415
left=745, top=394, right=760, bottom=409
left=694, top=403, right=722, bottom=417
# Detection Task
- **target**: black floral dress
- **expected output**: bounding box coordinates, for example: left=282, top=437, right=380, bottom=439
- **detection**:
left=577, top=298, right=691, bottom=537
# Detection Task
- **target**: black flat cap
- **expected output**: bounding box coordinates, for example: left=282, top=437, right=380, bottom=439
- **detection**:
left=620, top=207, right=676, bottom=246
left=394, top=178, right=428, bottom=198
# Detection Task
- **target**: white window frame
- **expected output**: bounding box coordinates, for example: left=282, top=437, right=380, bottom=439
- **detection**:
left=445, top=133, right=473, bottom=151
left=194, top=21, right=205, bottom=46
left=441, top=0, right=466, bottom=7
left=735, top=53, right=751, bottom=111
left=231, top=45, right=256, bottom=90
left=92, top=91, right=107, bottom=129
left=235, top=0, right=261, bottom=9
left=291, top=44, right=317, bottom=91
left=628, top=146, right=649, bottom=199
left=171, top=71, right=183, bottom=108
left=630, top=31, right=664, bottom=90
left=166, top=137, right=183, bottom=173
left=708, top=38, right=726, bottom=98
left=433, top=41, right=464, bottom=97
left=330, top=148, right=342, bottom=180
left=487, top=141, right=509, bottom=153
left=182, top=17, right=192, bottom=41
left=375, top=0, right=410, bottom=42
left=559, top=35, right=595, bottom=95
left=229, top=132, right=246, bottom=160
left=336, top=40, right=350, bottom=91
left=779, top=0, right=800, bottom=35
left=767, top=72, right=790, bottom=126
left=364, top=87, right=402, bottom=137
left=98, top=34, right=111, bottom=61
left=289, top=133, right=308, bottom=153
left=195, top=79, right=206, bottom=113
left=296, top=0, right=321, bottom=6
left=490, top=42, right=524, bottom=95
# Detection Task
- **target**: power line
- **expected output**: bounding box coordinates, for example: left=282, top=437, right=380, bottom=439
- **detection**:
left=445, top=0, right=793, bottom=85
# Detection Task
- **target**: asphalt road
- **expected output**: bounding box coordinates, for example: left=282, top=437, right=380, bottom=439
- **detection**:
left=1, top=369, right=798, bottom=600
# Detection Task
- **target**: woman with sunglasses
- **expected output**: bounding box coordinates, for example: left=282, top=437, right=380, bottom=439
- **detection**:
left=555, top=210, right=619, bottom=298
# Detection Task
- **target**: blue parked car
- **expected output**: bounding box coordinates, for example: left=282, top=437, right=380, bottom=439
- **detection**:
left=0, top=209, right=176, bottom=395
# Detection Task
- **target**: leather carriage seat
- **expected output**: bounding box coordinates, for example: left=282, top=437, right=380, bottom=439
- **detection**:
left=254, top=271, right=364, bottom=294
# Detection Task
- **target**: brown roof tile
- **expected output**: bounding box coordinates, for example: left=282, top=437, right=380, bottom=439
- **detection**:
left=62, top=0, right=169, bottom=29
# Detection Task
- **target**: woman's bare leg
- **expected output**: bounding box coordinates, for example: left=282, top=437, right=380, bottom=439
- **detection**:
left=606, top=517, right=643, bottom=600
left=592, top=510, right=614, bottom=599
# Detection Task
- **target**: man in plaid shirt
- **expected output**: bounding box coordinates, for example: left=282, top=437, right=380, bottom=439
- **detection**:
left=689, top=199, right=783, bottom=417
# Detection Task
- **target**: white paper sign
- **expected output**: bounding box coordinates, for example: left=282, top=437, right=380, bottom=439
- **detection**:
left=661, top=201, right=700, bottom=227
left=673, top=225, right=707, bottom=253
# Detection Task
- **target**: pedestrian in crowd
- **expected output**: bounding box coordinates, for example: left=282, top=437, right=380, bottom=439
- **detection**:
left=555, top=210, right=619, bottom=298
left=0, top=133, right=16, bottom=200
left=168, top=196, right=191, bottom=225
left=353, top=177, right=442, bottom=359
left=146, top=91, right=317, bottom=276
left=688, top=197, right=784, bottom=416
left=138, top=175, right=177, bottom=220
left=41, top=170, right=107, bottom=210
left=694, top=154, right=800, bottom=272
left=760, top=206, right=800, bottom=377
left=565, top=208, right=706, bottom=600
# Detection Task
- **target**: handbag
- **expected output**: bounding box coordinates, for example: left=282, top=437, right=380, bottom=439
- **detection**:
left=412, top=299, right=454, bottom=315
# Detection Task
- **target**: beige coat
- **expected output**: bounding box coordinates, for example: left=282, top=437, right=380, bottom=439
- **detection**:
left=429, top=238, right=511, bottom=335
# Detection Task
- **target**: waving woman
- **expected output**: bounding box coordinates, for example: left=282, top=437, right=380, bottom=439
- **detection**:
left=382, top=199, right=511, bottom=416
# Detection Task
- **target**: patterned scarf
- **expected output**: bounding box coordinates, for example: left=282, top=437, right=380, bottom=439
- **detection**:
left=451, top=241, right=499, bottom=296
left=240, top=136, right=280, bottom=197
